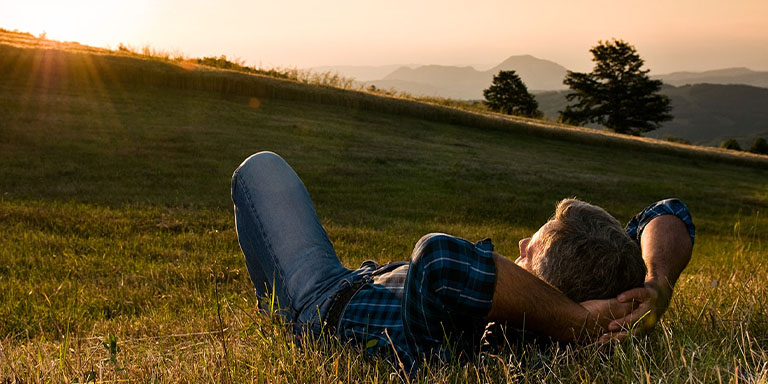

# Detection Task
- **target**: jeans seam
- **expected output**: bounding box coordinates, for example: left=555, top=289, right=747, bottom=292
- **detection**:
left=235, top=171, right=294, bottom=312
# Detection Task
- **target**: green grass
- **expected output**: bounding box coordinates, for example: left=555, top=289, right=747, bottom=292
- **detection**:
left=1, top=31, right=767, bottom=382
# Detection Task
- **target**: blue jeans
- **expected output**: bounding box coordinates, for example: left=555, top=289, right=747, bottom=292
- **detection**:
left=231, top=151, right=366, bottom=336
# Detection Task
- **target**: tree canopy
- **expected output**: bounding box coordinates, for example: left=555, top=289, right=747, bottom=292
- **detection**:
left=560, top=39, right=672, bottom=135
left=749, top=137, right=768, bottom=154
left=721, top=138, right=742, bottom=151
left=483, top=70, right=541, bottom=118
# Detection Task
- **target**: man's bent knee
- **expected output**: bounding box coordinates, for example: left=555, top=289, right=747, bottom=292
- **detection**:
left=231, top=151, right=297, bottom=200
left=232, top=151, right=284, bottom=184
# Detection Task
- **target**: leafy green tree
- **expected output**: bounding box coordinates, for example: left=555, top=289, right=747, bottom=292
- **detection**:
left=483, top=70, right=542, bottom=118
left=749, top=136, right=768, bottom=154
left=721, top=138, right=742, bottom=151
left=560, top=39, right=672, bottom=135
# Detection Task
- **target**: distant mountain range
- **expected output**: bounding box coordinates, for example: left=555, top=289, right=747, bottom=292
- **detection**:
left=654, top=67, right=768, bottom=88
left=312, top=57, right=768, bottom=146
left=313, top=59, right=768, bottom=99
left=309, top=64, right=413, bottom=82
left=535, top=84, right=768, bottom=146
left=364, top=55, right=569, bottom=99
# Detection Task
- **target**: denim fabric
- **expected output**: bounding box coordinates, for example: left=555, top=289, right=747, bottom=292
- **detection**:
left=231, top=151, right=372, bottom=336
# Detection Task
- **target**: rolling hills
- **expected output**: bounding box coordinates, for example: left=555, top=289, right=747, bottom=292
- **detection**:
left=367, top=55, right=568, bottom=98
left=654, top=67, right=768, bottom=88
left=534, top=84, right=768, bottom=146
left=324, top=60, right=768, bottom=99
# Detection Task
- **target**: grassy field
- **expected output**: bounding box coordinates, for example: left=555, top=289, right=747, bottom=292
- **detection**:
left=1, top=31, right=767, bottom=383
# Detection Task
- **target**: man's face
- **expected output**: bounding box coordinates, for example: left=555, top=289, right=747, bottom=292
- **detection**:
left=515, top=220, right=554, bottom=272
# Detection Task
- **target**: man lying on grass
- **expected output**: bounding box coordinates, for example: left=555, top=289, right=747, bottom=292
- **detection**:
left=230, top=151, right=695, bottom=372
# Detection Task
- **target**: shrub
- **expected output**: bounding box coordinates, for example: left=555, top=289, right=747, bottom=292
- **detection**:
left=721, top=138, right=742, bottom=151
left=749, top=137, right=768, bottom=155
left=117, top=43, right=131, bottom=53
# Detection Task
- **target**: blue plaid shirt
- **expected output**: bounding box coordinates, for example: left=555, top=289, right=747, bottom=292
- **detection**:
left=336, top=199, right=695, bottom=370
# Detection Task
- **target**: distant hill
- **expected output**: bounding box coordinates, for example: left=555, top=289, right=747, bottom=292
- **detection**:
left=654, top=67, right=768, bottom=88
left=308, top=64, right=413, bottom=82
left=485, top=55, right=570, bottom=91
left=364, top=78, right=450, bottom=96
left=315, top=58, right=768, bottom=103
left=367, top=55, right=568, bottom=99
left=534, top=84, right=768, bottom=146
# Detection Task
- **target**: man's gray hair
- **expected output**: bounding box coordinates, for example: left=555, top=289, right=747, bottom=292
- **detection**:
left=531, top=198, right=646, bottom=302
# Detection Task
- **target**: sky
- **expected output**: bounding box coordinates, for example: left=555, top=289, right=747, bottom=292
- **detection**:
left=1, top=0, right=767, bottom=74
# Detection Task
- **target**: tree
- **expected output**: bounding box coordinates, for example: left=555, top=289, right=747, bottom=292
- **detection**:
left=749, top=137, right=768, bottom=154
left=560, top=39, right=672, bottom=135
left=721, top=138, right=742, bottom=151
left=483, top=70, right=542, bottom=118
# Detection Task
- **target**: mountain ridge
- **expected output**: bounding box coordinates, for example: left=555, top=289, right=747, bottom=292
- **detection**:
left=314, top=58, right=768, bottom=97
left=308, top=64, right=414, bottom=82
left=369, top=55, right=568, bottom=99
left=654, top=67, right=768, bottom=88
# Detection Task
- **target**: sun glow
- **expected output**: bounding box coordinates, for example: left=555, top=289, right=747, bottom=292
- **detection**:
left=1, top=0, right=767, bottom=72
left=1, top=1, right=150, bottom=48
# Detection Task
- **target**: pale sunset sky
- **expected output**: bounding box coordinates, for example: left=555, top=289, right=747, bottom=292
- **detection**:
left=1, top=0, right=766, bottom=73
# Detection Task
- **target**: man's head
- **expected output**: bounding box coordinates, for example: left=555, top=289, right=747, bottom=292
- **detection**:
left=515, top=198, right=646, bottom=302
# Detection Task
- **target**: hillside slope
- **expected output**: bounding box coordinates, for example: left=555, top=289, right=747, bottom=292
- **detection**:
left=2, top=35, right=762, bottom=168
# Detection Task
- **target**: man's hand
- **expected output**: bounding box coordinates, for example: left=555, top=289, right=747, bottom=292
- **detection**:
left=579, top=297, right=636, bottom=341
left=606, top=279, right=673, bottom=336
left=489, top=253, right=639, bottom=343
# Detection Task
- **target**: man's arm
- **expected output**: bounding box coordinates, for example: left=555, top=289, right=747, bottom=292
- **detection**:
left=487, top=253, right=633, bottom=342
left=608, top=212, right=694, bottom=334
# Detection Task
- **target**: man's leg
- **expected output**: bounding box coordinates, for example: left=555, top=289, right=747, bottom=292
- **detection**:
left=401, top=233, right=496, bottom=361
left=231, top=151, right=351, bottom=329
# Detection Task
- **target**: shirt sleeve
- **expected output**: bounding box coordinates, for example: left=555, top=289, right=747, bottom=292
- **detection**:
left=625, top=198, right=695, bottom=245
left=401, top=234, right=497, bottom=366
